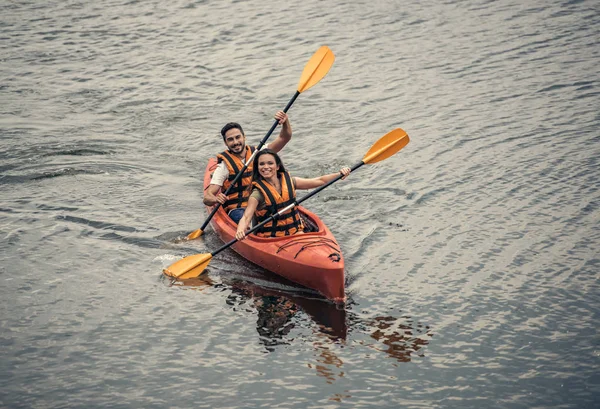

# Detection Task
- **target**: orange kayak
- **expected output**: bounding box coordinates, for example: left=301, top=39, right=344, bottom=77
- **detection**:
left=203, top=158, right=346, bottom=303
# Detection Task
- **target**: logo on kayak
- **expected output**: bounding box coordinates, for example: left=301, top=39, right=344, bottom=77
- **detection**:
left=328, top=253, right=341, bottom=262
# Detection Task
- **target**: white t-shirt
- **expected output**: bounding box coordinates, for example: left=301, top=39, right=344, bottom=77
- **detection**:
left=209, top=145, right=267, bottom=187
left=209, top=161, right=237, bottom=187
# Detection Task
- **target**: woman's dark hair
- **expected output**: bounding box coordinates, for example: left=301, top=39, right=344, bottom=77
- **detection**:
left=220, top=122, right=244, bottom=140
left=248, top=149, right=286, bottom=191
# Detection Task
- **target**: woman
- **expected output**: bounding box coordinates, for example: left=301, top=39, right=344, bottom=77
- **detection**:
left=235, top=149, right=351, bottom=240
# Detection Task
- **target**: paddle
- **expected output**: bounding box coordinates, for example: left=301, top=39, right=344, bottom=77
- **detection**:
left=165, top=128, right=410, bottom=279
left=186, top=46, right=336, bottom=240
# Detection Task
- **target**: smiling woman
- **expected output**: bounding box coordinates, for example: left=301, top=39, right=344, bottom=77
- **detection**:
left=235, top=149, right=351, bottom=240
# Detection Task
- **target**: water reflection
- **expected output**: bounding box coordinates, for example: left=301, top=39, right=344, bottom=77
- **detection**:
left=356, top=314, right=434, bottom=363
left=170, top=269, right=433, bottom=384
left=309, top=338, right=346, bottom=384
left=225, top=279, right=347, bottom=351
left=232, top=283, right=349, bottom=383
left=171, top=267, right=347, bottom=347
left=166, top=274, right=214, bottom=291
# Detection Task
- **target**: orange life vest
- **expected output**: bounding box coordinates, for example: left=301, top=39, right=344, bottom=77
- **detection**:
left=216, top=145, right=256, bottom=212
left=252, top=171, right=303, bottom=237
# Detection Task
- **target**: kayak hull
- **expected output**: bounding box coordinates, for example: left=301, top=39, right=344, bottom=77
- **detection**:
left=203, top=158, right=345, bottom=303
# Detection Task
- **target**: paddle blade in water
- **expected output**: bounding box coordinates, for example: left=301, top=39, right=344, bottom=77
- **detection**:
left=186, top=229, right=203, bottom=240
left=163, top=253, right=212, bottom=279
left=362, top=129, right=410, bottom=164
left=176, top=260, right=212, bottom=280
left=297, top=46, right=335, bottom=93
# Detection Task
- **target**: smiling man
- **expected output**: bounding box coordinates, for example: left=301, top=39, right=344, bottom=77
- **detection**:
left=203, top=111, right=292, bottom=223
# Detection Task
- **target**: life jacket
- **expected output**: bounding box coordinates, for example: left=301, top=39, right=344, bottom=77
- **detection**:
left=252, top=171, right=303, bottom=237
left=216, top=145, right=257, bottom=212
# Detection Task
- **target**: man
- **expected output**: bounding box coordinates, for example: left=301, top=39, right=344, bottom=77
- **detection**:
left=203, top=111, right=292, bottom=223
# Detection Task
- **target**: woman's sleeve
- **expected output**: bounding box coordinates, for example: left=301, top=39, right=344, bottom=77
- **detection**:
left=250, top=188, right=265, bottom=207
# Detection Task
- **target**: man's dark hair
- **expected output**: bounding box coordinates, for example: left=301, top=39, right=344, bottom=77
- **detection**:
left=221, top=122, right=244, bottom=140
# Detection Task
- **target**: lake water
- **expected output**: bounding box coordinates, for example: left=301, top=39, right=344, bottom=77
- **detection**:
left=1, top=0, right=599, bottom=408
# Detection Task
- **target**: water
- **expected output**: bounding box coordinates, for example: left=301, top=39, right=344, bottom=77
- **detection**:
left=1, top=0, right=599, bottom=408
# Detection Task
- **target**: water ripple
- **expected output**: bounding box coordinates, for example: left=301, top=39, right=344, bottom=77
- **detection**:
left=1, top=0, right=599, bottom=408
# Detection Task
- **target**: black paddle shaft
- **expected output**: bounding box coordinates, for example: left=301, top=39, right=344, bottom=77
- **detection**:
left=199, top=91, right=301, bottom=232
left=210, top=160, right=365, bottom=258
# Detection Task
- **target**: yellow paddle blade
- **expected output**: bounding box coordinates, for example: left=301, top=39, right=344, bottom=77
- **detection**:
left=176, top=260, right=212, bottom=280
left=362, top=129, right=410, bottom=164
left=186, top=229, right=203, bottom=240
left=297, top=46, right=335, bottom=93
left=163, top=253, right=212, bottom=279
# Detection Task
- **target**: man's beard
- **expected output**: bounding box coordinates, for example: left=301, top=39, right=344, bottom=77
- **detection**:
left=231, top=143, right=245, bottom=154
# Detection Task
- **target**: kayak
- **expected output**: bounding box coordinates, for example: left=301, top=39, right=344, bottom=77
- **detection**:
left=203, top=158, right=346, bottom=303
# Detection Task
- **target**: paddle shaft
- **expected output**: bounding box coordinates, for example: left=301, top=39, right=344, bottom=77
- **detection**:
left=209, top=160, right=365, bottom=258
left=199, top=91, right=301, bottom=232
